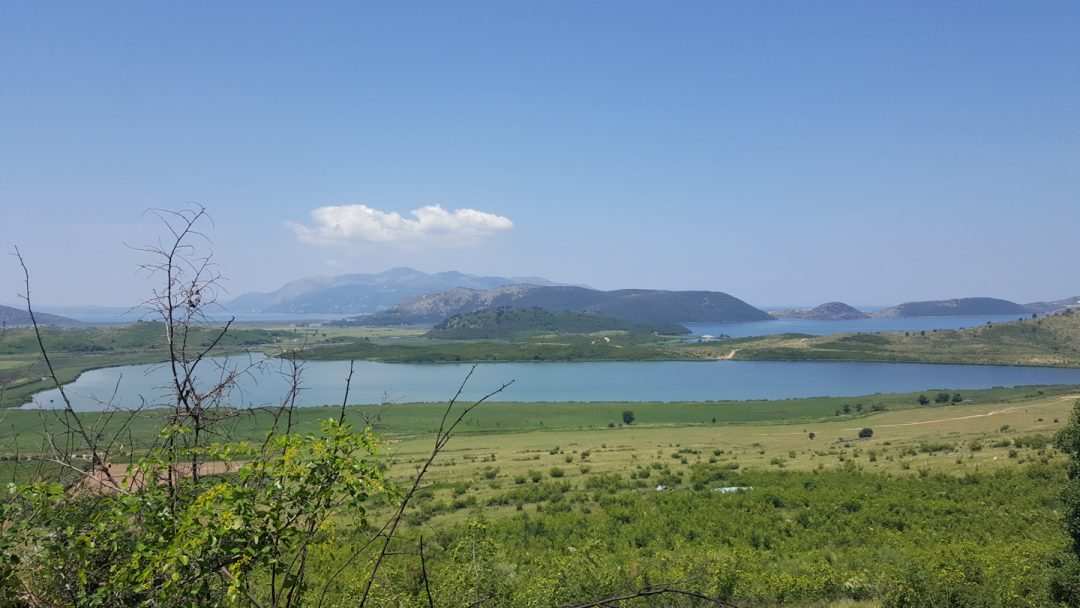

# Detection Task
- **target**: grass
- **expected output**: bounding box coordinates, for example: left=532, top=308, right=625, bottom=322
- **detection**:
left=375, top=389, right=1077, bottom=518
left=2, top=376, right=1075, bottom=606
left=0, top=384, right=1070, bottom=452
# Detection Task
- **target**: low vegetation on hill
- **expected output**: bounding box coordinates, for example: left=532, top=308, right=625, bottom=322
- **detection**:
left=0, top=304, right=81, bottom=327
left=428, top=307, right=689, bottom=340
left=870, top=296, right=1028, bottom=318
left=693, top=308, right=1080, bottom=366
left=355, top=284, right=773, bottom=326
left=770, top=301, right=869, bottom=320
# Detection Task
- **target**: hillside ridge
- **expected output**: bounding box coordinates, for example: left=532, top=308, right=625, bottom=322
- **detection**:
left=353, top=284, right=773, bottom=325
left=226, top=267, right=570, bottom=314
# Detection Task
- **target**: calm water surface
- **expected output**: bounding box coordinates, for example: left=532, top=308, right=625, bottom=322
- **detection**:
left=22, top=357, right=1080, bottom=411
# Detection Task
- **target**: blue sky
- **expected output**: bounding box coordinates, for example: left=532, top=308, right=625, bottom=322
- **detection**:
left=2, top=2, right=1078, bottom=308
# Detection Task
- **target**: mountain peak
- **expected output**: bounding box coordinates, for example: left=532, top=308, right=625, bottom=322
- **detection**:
left=225, top=269, right=568, bottom=314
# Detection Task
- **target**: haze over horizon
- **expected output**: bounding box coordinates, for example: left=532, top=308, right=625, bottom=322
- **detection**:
left=2, top=2, right=1078, bottom=308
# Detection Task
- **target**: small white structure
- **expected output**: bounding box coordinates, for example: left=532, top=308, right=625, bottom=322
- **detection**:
left=713, top=486, right=752, bottom=494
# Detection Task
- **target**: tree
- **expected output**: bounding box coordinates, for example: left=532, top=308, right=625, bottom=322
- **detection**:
left=1056, top=400, right=1080, bottom=555
left=918, top=394, right=930, bottom=405
left=622, top=410, right=635, bottom=425
left=0, top=207, right=514, bottom=608
left=1052, top=400, right=1080, bottom=603
left=935, top=392, right=951, bottom=404
left=808, top=432, right=816, bottom=440
left=951, top=392, right=963, bottom=403
left=858, top=428, right=874, bottom=439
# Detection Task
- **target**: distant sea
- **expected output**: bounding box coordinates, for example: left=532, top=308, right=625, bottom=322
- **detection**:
left=34, top=307, right=344, bottom=325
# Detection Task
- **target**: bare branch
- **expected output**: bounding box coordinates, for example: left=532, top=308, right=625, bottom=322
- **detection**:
left=339, top=360, right=355, bottom=425
left=356, top=367, right=514, bottom=607
left=12, top=246, right=123, bottom=489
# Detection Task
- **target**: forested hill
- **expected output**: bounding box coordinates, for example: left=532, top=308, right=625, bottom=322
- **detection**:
left=870, top=297, right=1027, bottom=318
left=427, top=308, right=690, bottom=339
left=352, top=285, right=773, bottom=326
left=0, top=305, right=81, bottom=327
left=771, top=302, right=869, bottom=320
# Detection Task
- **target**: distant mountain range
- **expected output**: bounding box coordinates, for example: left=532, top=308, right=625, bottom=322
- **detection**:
left=870, top=296, right=1080, bottom=318
left=25, top=263, right=1079, bottom=328
left=225, top=268, right=572, bottom=314
left=0, top=304, right=82, bottom=327
left=349, top=285, right=773, bottom=326
left=770, top=296, right=1080, bottom=321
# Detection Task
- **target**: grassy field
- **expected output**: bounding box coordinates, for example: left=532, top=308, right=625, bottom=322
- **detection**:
left=0, top=385, right=1071, bottom=454
left=3, top=378, right=1077, bottom=606
left=337, top=389, right=1080, bottom=606
left=370, top=388, right=1076, bottom=523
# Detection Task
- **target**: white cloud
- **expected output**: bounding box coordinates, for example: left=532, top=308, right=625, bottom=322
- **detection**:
left=287, top=204, right=513, bottom=247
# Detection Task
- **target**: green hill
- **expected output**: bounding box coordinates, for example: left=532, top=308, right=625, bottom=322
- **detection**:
left=427, top=307, right=690, bottom=339
left=0, top=304, right=81, bottom=327
left=352, top=284, right=772, bottom=326
left=691, top=308, right=1080, bottom=367
left=870, top=297, right=1026, bottom=318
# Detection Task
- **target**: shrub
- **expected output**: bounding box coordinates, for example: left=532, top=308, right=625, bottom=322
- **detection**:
left=858, top=428, right=874, bottom=439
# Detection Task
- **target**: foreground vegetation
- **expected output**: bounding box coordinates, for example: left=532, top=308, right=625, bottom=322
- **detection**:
left=3, top=384, right=1080, bottom=606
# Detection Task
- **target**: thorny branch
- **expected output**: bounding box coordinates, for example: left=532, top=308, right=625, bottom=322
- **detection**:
left=13, top=246, right=125, bottom=493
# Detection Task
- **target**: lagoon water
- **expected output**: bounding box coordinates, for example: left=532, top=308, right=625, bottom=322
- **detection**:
left=21, top=357, right=1080, bottom=412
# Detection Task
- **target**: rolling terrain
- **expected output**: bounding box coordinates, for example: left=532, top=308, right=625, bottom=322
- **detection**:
left=0, top=304, right=81, bottom=327
left=354, top=284, right=773, bottom=325
left=226, top=267, right=568, bottom=314
left=694, top=309, right=1080, bottom=367
left=770, top=301, right=869, bottom=320
left=1, top=384, right=1075, bottom=606
left=868, top=295, right=1079, bottom=318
